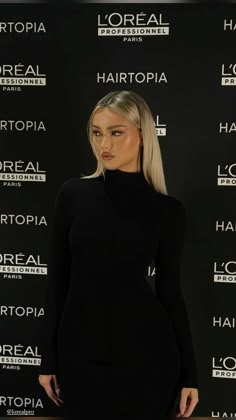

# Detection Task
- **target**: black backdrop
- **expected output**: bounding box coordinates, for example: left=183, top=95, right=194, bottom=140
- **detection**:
left=0, top=1, right=236, bottom=417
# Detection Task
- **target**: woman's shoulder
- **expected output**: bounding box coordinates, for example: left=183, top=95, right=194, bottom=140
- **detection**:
left=153, top=190, right=186, bottom=227
left=57, top=176, right=103, bottom=198
left=155, top=190, right=185, bottom=210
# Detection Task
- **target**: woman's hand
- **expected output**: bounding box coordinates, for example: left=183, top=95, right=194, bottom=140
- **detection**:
left=38, top=374, right=64, bottom=406
left=176, top=387, right=199, bottom=417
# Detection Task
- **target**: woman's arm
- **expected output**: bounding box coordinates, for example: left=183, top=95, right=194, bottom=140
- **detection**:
left=39, top=181, right=72, bottom=374
left=154, top=198, right=198, bottom=389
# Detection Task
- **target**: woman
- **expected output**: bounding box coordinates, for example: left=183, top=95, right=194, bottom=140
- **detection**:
left=38, top=90, right=199, bottom=419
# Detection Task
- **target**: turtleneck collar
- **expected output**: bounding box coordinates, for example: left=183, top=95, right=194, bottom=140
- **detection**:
left=103, top=167, right=152, bottom=193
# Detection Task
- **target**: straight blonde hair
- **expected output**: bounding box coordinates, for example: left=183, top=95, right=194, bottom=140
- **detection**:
left=81, top=90, right=168, bottom=195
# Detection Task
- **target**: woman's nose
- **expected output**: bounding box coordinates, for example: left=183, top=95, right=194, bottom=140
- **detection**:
left=101, top=134, right=112, bottom=148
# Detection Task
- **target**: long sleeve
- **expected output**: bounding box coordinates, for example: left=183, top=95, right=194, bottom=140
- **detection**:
left=154, top=198, right=198, bottom=389
left=39, top=181, right=71, bottom=374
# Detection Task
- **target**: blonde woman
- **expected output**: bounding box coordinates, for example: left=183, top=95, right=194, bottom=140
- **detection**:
left=38, top=90, right=199, bottom=419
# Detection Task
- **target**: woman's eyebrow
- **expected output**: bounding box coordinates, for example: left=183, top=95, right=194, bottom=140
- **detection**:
left=92, top=124, right=128, bottom=129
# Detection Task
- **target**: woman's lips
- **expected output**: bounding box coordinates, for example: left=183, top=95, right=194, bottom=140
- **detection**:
left=102, top=153, right=115, bottom=160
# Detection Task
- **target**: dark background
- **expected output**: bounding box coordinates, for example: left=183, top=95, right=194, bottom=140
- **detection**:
left=0, top=1, right=235, bottom=417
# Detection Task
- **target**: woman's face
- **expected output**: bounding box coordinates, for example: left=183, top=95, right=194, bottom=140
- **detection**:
left=92, top=107, right=143, bottom=172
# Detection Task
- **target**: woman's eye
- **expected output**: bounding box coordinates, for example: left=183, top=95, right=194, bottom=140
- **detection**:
left=112, top=131, right=122, bottom=136
left=92, top=130, right=123, bottom=137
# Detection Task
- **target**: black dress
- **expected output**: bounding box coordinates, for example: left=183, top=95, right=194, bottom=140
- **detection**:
left=39, top=168, right=198, bottom=420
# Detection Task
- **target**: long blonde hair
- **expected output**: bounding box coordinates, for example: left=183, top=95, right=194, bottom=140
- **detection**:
left=81, top=90, right=168, bottom=195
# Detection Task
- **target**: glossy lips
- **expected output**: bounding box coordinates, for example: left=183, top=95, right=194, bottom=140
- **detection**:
left=102, top=153, right=115, bottom=160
